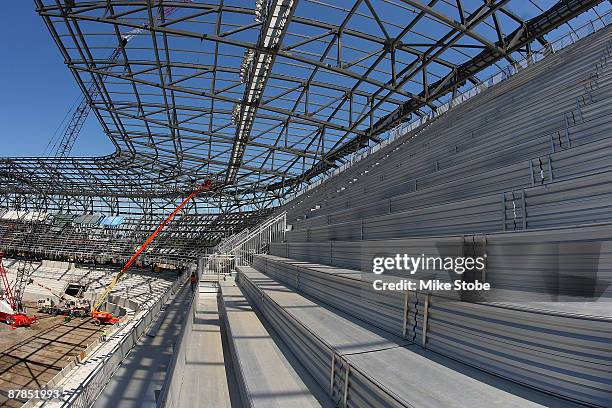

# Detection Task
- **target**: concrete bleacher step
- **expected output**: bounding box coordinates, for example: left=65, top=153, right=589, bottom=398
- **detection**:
left=236, top=266, right=590, bottom=408
left=288, top=162, right=612, bottom=241
left=220, top=282, right=332, bottom=408
left=91, top=284, right=191, bottom=408
left=5, top=258, right=176, bottom=311
left=248, top=254, right=612, bottom=407
left=271, top=223, right=612, bottom=303
left=199, top=283, right=220, bottom=295
left=200, top=274, right=221, bottom=281
left=293, top=115, right=612, bottom=234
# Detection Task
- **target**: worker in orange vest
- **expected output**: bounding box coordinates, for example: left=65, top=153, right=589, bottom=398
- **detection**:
left=190, top=273, right=197, bottom=292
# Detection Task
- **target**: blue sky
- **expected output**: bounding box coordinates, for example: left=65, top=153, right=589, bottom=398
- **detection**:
left=0, top=2, right=112, bottom=157
left=0, top=1, right=609, bottom=159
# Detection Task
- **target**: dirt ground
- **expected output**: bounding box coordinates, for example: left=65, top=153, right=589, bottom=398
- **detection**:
left=0, top=302, right=101, bottom=407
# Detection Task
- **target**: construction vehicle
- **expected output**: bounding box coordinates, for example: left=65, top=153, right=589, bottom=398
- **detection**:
left=0, top=3, right=197, bottom=328
left=34, top=281, right=91, bottom=318
left=64, top=298, right=91, bottom=318
left=90, top=180, right=213, bottom=326
left=0, top=5, right=196, bottom=328
left=37, top=297, right=90, bottom=318
left=0, top=253, right=37, bottom=327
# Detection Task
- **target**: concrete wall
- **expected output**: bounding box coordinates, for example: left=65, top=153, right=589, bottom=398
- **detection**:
left=157, top=287, right=197, bottom=408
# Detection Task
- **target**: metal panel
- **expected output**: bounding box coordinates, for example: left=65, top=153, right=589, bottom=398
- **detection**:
left=237, top=265, right=596, bottom=407
left=247, top=254, right=612, bottom=406
left=284, top=29, right=612, bottom=228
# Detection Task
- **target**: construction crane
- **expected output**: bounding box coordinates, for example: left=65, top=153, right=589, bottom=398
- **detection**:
left=50, top=1, right=191, bottom=158
left=0, top=253, right=37, bottom=327
left=0, top=1, right=195, bottom=327
left=90, top=180, right=213, bottom=325
left=34, top=280, right=91, bottom=318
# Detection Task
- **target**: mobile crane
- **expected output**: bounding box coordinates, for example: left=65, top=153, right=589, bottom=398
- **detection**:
left=35, top=280, right=91, bottom=318
left=1, top=2, right=195, bottom=327
left=0, top=3, right=196, bottom=327
left=0, top=253, right=37, bottom=327
left=90, top=180, right=213, bottom=325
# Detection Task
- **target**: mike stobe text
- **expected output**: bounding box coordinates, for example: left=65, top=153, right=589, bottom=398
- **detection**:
left=372, top=279, right=491, bottom=291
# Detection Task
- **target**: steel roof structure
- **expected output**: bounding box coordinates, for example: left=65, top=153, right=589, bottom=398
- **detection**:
left=0, top=0, right=608, bottom=261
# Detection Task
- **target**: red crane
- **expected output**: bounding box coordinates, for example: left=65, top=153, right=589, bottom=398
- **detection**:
left=0, top=253, right=37, bottom=327
left=91, top=180, right=213, bottom=325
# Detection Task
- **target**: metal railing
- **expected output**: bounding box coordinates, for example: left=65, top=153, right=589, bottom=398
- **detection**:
left=199, top=211, right=287, bottom=283
left=231, top=211, right=287, bottom=266
left=212, top=228, right=250, bottom=254
left=202, top=253, right=235, bottom=277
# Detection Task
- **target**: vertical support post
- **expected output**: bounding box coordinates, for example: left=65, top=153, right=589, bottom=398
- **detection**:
left=402, top=290, right=409, bottom=338
left=422, top=294, right=430, bottom=348
left=342, top=363, right=350, bottom=407
left=548, top=155, right=554, bottom=182
left=576, top=98, right=583, bottom=123
left=360, top=219, right=364, bottom=240
left=501, top=193, right=506, bottom=232
left=330, top=354, right=336, bottom=395
left=564, top=113, right=572, bottom=147
left=522, top=190, right=527, bottom=230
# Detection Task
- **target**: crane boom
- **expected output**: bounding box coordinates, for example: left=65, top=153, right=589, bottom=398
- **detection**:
left=92, top=180, right=212, bottom=313
left=0, top=254, right=16, bottom=310
left=32, top=280, right=80, bottom=302
left=52, top=2, right=192, bottom=158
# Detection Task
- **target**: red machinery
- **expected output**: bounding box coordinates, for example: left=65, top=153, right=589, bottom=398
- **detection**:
left=91, top=180, right=213, bottom=325
left=0, top=253, right=37, bottom=327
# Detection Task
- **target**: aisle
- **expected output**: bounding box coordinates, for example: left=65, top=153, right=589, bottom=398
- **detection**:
left=92, top=284, right=192, bottom=408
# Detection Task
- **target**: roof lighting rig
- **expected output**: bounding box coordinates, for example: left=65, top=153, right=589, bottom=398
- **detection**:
left=226, top=0, right=297, bottom=184
left=255, top=0, right=269, bottom=23
left=239, top=50, right=256, bottom=84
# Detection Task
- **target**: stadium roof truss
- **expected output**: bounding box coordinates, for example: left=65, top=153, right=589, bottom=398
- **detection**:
left=0, top=0, right=608, bottom=218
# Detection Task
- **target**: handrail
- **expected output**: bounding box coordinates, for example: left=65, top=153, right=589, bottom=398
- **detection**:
left=224, top=211, right=287, bottom=260
left=213, top=227, right=250, bottom=253
left=200, top=211, right=287, bottom=281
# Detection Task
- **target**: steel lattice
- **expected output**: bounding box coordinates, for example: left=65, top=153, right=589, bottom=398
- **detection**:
left=0, top=0, right=608, bottom=260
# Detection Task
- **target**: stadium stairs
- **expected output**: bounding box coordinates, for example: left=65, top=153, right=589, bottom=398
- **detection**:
left=286, top=26, right=612, bottom=238
left=202, top=25, right=612, bottom=408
